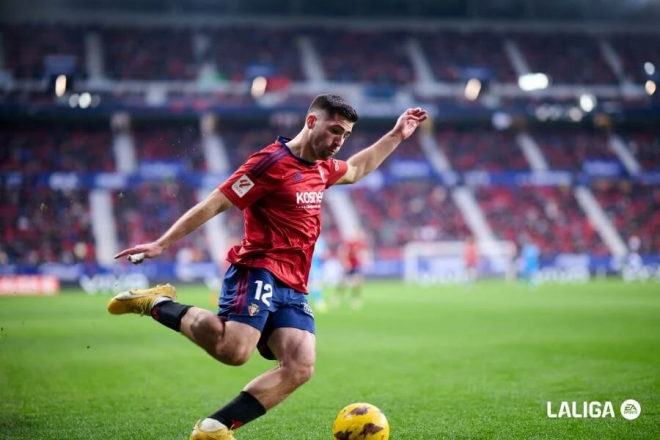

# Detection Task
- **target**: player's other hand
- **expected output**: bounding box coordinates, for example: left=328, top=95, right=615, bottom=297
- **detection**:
left=392, top=107, right=428, bottom=141
left=114, top=242, right=165, bottom=264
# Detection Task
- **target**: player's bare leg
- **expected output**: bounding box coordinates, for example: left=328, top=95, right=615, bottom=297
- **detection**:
left=180, top=309, right=261, bottom=366
left=243, top=327, right=316, bottom=409
left=192, top=327, right=314, bottom=438
left=108, top=284, right=260, bottom=366
left=334, top=275, right=349, bottom=308
left=349, top=275, right=364, bottom=310
left=109, top=285, right=266, bottom=439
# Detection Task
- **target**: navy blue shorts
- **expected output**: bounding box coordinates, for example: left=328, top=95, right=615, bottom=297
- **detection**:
left=217, top=264, right=315, bottom=360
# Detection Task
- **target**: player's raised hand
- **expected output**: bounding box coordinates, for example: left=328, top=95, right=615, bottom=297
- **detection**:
left=392, top=107, right=428, bottom=141
left=114, top=241, right=165, bottom=264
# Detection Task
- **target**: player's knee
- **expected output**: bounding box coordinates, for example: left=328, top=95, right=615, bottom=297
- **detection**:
left=285, top=362, right=314, bottom=386
left=301, top=364, right=314, bottom=384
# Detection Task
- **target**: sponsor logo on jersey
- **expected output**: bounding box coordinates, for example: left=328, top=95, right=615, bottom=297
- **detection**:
left=333, top=159, right=340, bottom=171
left=248, top=302, right=259, bottom=316
left=231, top=175, right=254, bottom=198
left=318, top=168, right=326, bottom=183
left=296, top=191, right=324, bottom=206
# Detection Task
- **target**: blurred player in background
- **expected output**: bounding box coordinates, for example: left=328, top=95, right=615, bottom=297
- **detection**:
left=620, top=235, right=643, bottom=281
left=519, top=236, right=541, bottom=286
left=308, top=234, right=328, bottom=313
left=337, top=230, right=368, bottom=310
left=107, top=94, right=426, bottom=439
left=463, top=235, right=479, bottom=284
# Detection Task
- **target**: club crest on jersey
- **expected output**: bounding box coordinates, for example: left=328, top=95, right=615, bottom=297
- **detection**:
left=293, top=171, right=302, bottom=181
left=248, top=303, right=259, bottom=316
left=232, top=175, right=254, bottom=198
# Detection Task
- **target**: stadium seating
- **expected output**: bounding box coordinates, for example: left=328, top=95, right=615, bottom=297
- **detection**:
left=0, top=123, right=114, bottom=173
left=532, top=129, right=617, bottom=171
left=416, top=30, right=516, bottom=83
left=592, top=182, right=660, bottom=255
left=609, top=33, right=660, bottom=83
left=3, top=22, right=660, bottom=270
left=113, top=181, right=210, bottom=262
left=311, top=29, right=415, bottom=84
left=475, top=186, right=608, bottom=256
left=4, top=23, right=658, bottom=89
left=2, top=24, right=86, bottom=79
left=0, top=182, right=95, bottom=265
left=133, top=125, right=205, bottom=170
left=102, top=27, right=197, bottom=80
left=351, top=182, right=470, bottom=256
left=436, top=127, right=528, bottom=171
left=210, top=28, right=305, bottom=82
left=513, top=33, right=617, bottom=84
left=620, top=131, right=660, bottom=171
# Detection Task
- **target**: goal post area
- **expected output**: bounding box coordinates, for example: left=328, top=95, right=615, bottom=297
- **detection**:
left=403, top=240, right=517, bottom=285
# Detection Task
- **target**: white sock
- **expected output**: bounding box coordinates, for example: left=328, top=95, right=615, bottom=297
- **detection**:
left=151, top=296, right=172, bottom=309
left=200, top=418, right=228, bottom=431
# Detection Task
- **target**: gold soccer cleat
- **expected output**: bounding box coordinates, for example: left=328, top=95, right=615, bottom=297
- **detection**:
left=107, top=284, right=176, bottom=316
left=190, top=419, right=236, bottom=440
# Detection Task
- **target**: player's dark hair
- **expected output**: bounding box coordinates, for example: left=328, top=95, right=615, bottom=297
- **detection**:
left=308, top=94, right=359, bottom=123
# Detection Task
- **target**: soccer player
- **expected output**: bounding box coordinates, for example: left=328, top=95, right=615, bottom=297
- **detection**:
left=108, top=94, right=427, bottom=439
left=519, top=236, right=541, bottom=286
left=463, top=235, right=479, bottom=284
left=337, top=230, right=368, bottom=309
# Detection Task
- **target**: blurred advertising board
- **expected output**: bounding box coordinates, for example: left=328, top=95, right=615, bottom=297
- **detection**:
left=0, top=275, right=60, bottom=296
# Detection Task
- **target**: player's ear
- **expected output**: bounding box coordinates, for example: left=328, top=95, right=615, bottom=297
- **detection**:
left=306, top=114, right=318, bottom=130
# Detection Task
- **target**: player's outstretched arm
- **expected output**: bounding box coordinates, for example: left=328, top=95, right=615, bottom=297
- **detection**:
left=114, top=189, right=233, bottom=263
left=337, top=107, right=427, bottom=185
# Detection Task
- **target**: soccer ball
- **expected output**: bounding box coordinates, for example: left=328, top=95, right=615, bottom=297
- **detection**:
left=332, top=403, right=390, bottom=440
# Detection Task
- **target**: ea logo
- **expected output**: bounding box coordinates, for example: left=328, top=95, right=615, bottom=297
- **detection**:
left=620, top=399, right=641, bottom=420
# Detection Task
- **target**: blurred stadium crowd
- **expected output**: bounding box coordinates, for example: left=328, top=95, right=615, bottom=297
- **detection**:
left=0, top=15, right=659, bottom=279
left=2, top=24, right=659, bottom=85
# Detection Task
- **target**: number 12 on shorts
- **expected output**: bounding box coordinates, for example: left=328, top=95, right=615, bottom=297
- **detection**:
left=254, top=280, right=273, bottom=306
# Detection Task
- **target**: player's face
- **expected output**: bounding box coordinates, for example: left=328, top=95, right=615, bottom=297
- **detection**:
left=309, top=112, right=353, bottom=160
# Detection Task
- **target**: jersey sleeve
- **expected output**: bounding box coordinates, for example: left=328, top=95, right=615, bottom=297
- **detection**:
left=324, top=158, right=349, bottom=188
left=219, top=150, right=282, bottom=210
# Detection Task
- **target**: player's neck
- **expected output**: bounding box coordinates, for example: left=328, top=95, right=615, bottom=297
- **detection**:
left=286, top=132, right=319, bottom=162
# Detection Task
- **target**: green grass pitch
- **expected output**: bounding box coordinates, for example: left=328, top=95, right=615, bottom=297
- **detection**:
left=1, top=280, right=658, bottom=439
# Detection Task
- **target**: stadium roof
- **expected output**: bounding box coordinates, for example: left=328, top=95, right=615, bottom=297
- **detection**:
left=2, top=0, right=660, bottom=23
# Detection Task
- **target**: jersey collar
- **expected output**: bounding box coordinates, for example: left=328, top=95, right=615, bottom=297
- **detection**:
left=277, top=136, right=317, bottom=167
